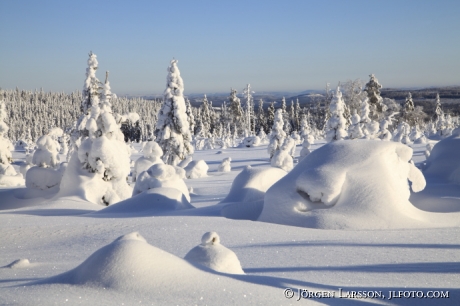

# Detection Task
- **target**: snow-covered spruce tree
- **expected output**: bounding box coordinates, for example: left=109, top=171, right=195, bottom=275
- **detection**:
left=325, top=87, right=348, bottom=142
left=155, top=59, right=194, bottom=165
left=267, top=109, right=286, bottom=159
left=364, top=74, right=384, bottom=120
left=434, top=93, right=443, bottom=121
left=228, top=88, right=244, bottom=136
left=60, top=65, right=132, bottom=206
left=359, top=98, right=371, bottom=136
left=242, top=84, right=254, bottom=135
left=266, top=102, right=275, bottom=130
left=402, top=92, right=415, bottom=126
left=185, top=97, right=195, bottom=136
left=0, top=92, right=23, bottom=186
left=294, top=98, right=301, bottom=132
left=198, top=94, right=211, bottom=138
left=256, top=99, right=266, bottom=133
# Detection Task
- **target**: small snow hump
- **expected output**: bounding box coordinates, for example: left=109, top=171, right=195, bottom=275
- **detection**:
left=185, top=232, right=244, bottom=274
left=6, top=259, right=30, bottom=268
left=115, top=231, right=147, bottom=243
left=201, top=231, right=220, bottom=245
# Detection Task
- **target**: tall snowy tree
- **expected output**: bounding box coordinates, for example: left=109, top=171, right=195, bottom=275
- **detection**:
left=266, top=102, right=275, bottom=129
left=325, top=87, right=348, bottom=142
left=256, top=99, right=266, bottom=133
left=403, top=92, right=415, bottom=126
left=267, top=109, right=286, bottom=159
left=364, top=74, right=384, bottom=120
left=242, top=84, right=254, bottom=135
left=434, top=93, right=443, bottom=121
left=155, top=59, right=194, bottom=165
left=198, top=94, right=211, bottom=138
left=185, top=97, right=195, bottom=136
left=228, top=88, right=244, bottom=136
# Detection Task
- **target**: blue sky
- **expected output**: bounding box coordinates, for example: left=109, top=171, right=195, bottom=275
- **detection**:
left=0, top=0, right=459, bottom=95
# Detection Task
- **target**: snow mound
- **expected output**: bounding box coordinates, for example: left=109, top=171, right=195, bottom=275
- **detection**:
left=132, top=155, right=163, bottom=182
left=220, top=166, right=286, bottom=220
left=218, top=157, right=231, bottom=172
left=184, top=232, right=244, bottom=274
left=57, top=153, right=132, bottom=206
left=423, top=132, right=460, bottom=184
left=257, top=140, right=459, bottom=229
left=5, top=259, right=30, bottom=268
left=0, top=172, right=24, bottom=187
left=133, top=163, right=190, bottom=202
left=94, top=188, right=193, bottom=216
left=184, top=160, right=208, bottom=179
left=38, top=232, right=217, bottom=291
left=25, top=164, right=65, bottom=190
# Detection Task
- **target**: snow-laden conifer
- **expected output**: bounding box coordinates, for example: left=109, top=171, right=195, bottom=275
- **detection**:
left=155, top=59, right=194, bottom=165
left=267, top=109, right=286, bottom=159
left=325, top=87, right=348, bottom=142
left=364, top=74, right=384, bottom=120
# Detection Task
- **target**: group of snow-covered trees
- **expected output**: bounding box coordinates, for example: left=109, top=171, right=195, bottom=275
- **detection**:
left=1, top=61, right=459, bottom=159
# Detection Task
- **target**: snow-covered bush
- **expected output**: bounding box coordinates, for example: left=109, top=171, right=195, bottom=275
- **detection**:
left=218, top=157, right=231, bottom=172
left=155, top=59, right=194, bottom=165
left=241, top=136, right=261, bottom=148
left=270, top=138, right=295, bottom=172
left=132, top=141, right=164, bottom=182
left=184, top=160, right=208, bottom=179
left=299, top=135, right=314, bottom=161
left=348, top=109, right=364, bottom=139
left=184, top=232, right=244, bottom=274
left=133, top=163, right=190, bottom=203
left=25, top=135, right=64, bottom=190
left=259, top=140, right=428, bottom=229
left=32, top=135, right=60, bottom=168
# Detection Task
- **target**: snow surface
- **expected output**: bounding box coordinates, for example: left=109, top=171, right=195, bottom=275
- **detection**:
left=1, top=141, right=460, bottom=305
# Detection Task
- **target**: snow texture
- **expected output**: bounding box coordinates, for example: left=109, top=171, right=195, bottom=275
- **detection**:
left=184, top=232, right=244, bottom=274
left=257, top=140, right=458, bottom=229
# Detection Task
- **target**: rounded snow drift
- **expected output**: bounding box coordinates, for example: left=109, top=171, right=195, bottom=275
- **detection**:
left=220, top=166, right=286, bottom=221
left=184, top=232, right=244, bottom=274
left=256, top=140, right=460, bottom=230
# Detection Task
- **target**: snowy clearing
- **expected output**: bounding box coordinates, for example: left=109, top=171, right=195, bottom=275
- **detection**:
left=1, top=140, right=460, bottom=305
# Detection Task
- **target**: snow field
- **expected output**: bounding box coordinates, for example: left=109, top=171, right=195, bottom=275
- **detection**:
left=0, top=140, right=460, bottom=305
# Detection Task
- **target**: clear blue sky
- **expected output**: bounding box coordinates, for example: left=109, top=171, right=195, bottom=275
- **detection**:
left=1, top=0, right=459, bottom=95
